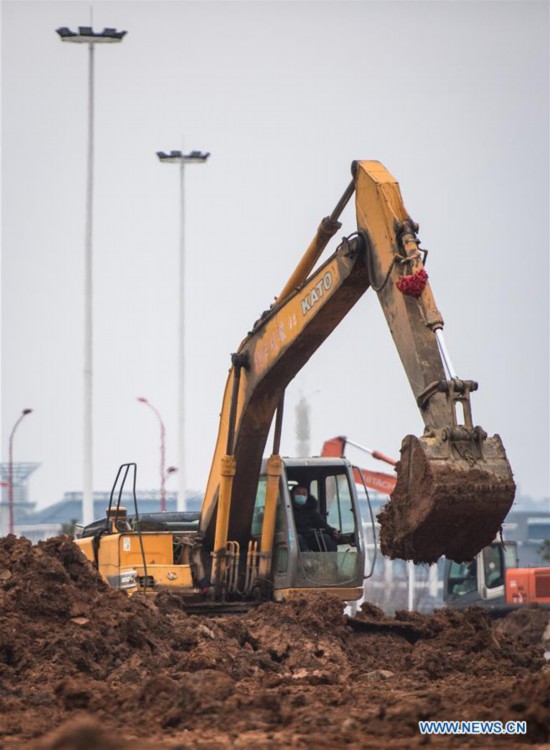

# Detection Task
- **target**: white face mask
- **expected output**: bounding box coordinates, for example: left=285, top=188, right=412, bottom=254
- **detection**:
left=294, top=493, right=307, bottom=506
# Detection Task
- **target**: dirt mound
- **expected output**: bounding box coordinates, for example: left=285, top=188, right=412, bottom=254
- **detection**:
left=350, top=604, right=542, bottom=678
left=33, top=716, right=130, bottom=750
left=0, top=535, right=548, bottom=748
left=493, top=606, right=550, bottom=649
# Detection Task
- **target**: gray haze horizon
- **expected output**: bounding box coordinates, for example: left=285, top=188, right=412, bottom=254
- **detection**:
left=2, top=0, right=549, bottom=514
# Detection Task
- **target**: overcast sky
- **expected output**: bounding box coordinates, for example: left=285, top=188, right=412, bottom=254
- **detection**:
left=2, top=0, right=549, bottom=512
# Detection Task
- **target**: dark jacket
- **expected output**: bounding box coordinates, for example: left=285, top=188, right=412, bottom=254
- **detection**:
left=293, top=495, right=335, bottom=536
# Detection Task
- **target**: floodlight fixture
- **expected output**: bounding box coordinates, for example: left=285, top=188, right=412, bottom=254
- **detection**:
left=56, top=26, right=127, bottom=43
left=156, top=150, right=210, bottom=165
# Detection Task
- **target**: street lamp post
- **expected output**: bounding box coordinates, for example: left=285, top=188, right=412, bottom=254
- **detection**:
left=156, top=149, right=210, bottom=512
left=8, top=409, right=33, bottom=535
left=56, top=25, right=127, bottom=526
left=137, top=397, right=172, bottom=512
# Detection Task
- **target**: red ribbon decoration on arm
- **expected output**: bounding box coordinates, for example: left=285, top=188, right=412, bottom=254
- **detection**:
left=396, top=268, right=428, bottom=298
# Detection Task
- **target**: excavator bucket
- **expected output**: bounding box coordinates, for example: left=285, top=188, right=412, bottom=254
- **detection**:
left=378, top=433, right=515, bottom=564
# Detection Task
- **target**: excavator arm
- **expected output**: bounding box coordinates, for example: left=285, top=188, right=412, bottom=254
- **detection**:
left=353, top=163, right=515, bottom=562
left=200, top=161, right=515, bottom=580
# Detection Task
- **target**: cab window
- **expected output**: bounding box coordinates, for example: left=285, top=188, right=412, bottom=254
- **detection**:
left=503, top=543, right=518, bottom=569
left=326, top=473, right=355, bottom=533
left=447, top=559, right=477, bottom=597
left=251, top=476, right=283, bottom=537
left=482, top=545, right=504, bottom=589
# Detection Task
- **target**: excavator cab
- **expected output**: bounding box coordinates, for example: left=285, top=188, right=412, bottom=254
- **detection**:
left=250, top=457, right=365, bottom=601
left=443, top=541, right=518, bottom=610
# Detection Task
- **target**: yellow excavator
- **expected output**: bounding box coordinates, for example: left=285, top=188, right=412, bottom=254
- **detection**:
left=76, top=160, right=515, bottom=609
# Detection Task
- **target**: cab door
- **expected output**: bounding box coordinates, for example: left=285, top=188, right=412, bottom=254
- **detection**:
left=285, top=466, right=364, bottom=591
left=478, top=543, right=507, bottom=603
left=250, top=475, right=296, bottom=592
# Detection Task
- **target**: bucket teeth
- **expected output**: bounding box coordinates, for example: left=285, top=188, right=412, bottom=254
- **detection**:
left=378, top=434, right=515, bottom=564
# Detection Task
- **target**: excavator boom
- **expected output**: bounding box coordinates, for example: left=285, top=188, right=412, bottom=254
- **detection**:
left=200, top=235, right=370, bottom=547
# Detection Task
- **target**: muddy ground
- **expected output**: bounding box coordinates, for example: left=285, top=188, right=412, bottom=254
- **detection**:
left=0, top=536, right=549, bottom=749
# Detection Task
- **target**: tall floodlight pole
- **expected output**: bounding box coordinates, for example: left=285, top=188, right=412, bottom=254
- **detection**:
left=137, top=397, right=168, bottom=511
left=8, top=409, right=33, bottom=535
left=56, top=26, right=126, bottom=525
left=156, top=150, right=210, bottom=512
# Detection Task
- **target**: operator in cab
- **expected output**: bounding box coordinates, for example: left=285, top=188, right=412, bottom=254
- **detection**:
left=291, top=485, right=342, bottom=552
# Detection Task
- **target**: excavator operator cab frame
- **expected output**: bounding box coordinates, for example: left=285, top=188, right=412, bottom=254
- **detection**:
left=250, top=457, right=366, bottom=601
left=443, top=541, right=518, bottom=609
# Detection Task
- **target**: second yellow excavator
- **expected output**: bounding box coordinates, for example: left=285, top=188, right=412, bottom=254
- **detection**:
left=76, top=160, right=516, bottom=607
